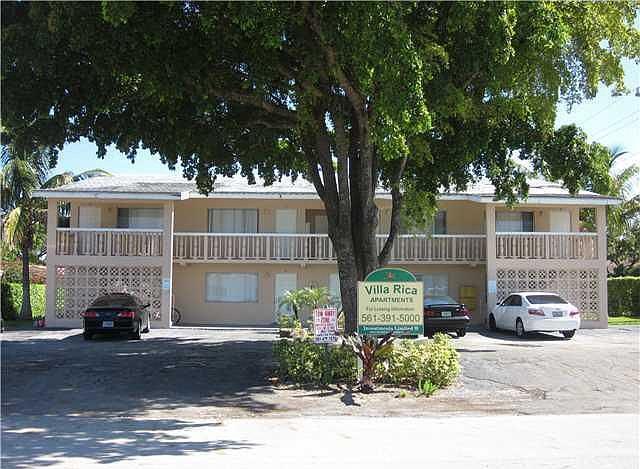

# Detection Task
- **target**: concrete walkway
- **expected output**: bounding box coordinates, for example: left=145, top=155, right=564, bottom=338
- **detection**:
left=3, top=414, right=637, bottom=468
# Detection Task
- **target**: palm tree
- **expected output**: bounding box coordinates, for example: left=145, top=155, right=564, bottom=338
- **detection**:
left=1, top=144, right=110, bottom=319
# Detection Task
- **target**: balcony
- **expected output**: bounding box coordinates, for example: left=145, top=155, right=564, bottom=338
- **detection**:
left=54, top=229, right=599, bottom=263
left=496, top=232, right=598, bottom=260
left=173, top=233, right=487, bottom=263
left=55, top=228, right=164, bottom=257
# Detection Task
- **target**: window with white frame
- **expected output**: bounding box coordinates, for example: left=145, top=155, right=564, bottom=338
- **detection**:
left=117, top=208, right=163, bottom=229
left=329, top=273, right=340, bottom=300
left=415, top=273, right=449, bottom=297
left=208, top=209, right=258, bottom=233
left=205, top=273, right=259, bottom=302
left=496, top=211, right=534, bottom=232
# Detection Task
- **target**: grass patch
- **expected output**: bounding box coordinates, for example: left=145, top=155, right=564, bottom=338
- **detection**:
left=608, top=316, right=640, bottom=326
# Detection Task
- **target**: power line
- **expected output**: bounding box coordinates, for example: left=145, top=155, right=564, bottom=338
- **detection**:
left=594, top=115, right=639, bottom=141
left=591, top=110, right=639, bottom=139
left=574, top=96, right=622, bottom=126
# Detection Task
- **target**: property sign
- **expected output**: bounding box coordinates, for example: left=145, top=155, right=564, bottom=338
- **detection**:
left=313, top=307, right=339, bottom=344
left=357, top=268, right=424, bottom=336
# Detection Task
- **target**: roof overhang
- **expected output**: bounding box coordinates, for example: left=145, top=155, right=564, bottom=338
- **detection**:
left=32, top=189, right=620, bottom=206
left=31, top=190, right=190, bottom=201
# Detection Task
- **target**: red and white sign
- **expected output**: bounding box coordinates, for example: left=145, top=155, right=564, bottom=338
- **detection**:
left=313, top=307, right=338, bottom=344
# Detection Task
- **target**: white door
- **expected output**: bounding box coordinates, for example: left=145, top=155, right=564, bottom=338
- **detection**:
left=274, top=273, right=297, bottom=321
left=275, top=209, right=297, bottom=258
left=78, top=206, right=101, bottom=228
left=549, top=209, right=571, bottom=232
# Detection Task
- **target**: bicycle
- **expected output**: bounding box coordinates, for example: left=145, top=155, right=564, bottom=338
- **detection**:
left=172, top=306, right=182, bottom=325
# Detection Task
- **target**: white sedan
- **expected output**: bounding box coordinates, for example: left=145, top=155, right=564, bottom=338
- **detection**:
left=489, top=292, right=580, bottom=339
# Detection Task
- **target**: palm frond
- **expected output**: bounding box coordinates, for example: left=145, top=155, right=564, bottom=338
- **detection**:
left=73, top=169, right=112, bottom=181
left=3, top=206, right=27, bottom=249
left=42, top=172, right=75, bottom=189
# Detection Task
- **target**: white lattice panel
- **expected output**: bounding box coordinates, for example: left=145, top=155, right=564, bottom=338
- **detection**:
left=496, top=268, right=600, bottom=321
left=55, top=265, right=163, bottom=321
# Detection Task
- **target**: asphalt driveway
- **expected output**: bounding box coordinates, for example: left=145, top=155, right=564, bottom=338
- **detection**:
left=2, top=326, right=639, bottom=467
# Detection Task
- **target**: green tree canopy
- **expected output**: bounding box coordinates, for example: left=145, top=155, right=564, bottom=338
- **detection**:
left=2, top=2, right=638, bottom=329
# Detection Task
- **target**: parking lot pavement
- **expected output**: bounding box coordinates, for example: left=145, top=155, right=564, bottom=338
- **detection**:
left=2, top=326, right=639, bottom=467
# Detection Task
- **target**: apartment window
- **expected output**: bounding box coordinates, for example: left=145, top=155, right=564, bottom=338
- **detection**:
left=208, top=209, right=258, bottom=233
left=415, top=273, right=449, bottom=297
left=401, top=210, right=447, bottom=235
left=496, top=211, right=534, bottom=232
left=433, top=211, right=447, bottom=235
left=205, top=273, right=258, bottom=302
left=117, top=208, right=163, bottom=229
left=329, top=273, right=340, bottom=300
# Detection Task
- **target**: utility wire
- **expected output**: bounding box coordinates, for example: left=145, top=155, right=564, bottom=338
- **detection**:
left=591, top=110, right=639, bottom=139
left=594, top=115, right=639, bottom=141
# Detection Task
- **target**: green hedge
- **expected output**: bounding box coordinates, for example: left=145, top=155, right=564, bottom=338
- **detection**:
left=273, top=339, right=357, bottom=386
left=1, top=282, right=46, bottom=320
left=608, top=277, right=640, bottom=317
left=273, top=333, right=461, bottom=390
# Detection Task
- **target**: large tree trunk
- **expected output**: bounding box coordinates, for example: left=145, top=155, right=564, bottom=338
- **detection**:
left=20, top=244, right=33, bottom=320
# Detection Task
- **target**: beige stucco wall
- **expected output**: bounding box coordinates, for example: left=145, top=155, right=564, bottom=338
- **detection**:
left=66, top=199, right=586, bottom=235
left=172, top=262, right=486, bottom=326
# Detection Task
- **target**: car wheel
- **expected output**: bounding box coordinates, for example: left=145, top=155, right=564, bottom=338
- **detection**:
left=562, top=330, right=576, bottom=339
left=142, top=316, right=150, bottom=333
left=488, top=314, right=497, bottom=332
left=456, top=328, right=466, bottom=338
left=131, top=322, right=142, bottom=340
left=83, top=331, right=92, bottom=340
left=515, top=318, right=526, bottom=338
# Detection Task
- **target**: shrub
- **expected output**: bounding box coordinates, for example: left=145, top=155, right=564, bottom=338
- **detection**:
left=277, top=314, right=302, bottom=330
left=608, top=277, right=640, bottom=316
left=377, top=333, right=460, bottom=388
left=1, top=282, right=46, bottom=320
left=273, top=338, right=357, bottom=386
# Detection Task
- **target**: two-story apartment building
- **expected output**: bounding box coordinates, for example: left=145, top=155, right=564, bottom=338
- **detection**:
left=34, top=175, right=617, bottom=329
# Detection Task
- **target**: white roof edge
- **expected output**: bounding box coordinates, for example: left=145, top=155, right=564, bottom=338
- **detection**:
left=476, top=195, right=620, bottom=206
left=31, top=190, right=186, bottom=201
left=32, top=189, right=620, bottom=205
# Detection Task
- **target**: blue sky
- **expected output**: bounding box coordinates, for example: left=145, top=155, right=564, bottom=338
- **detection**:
left=53, top=59, right=640, bottom=184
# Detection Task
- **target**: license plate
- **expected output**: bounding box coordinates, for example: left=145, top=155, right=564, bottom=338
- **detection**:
left=441, top=311, right=452, bottom=318
left=552, top=311, right=563, bottom=318
left=102, top=321, right=114, bottom=328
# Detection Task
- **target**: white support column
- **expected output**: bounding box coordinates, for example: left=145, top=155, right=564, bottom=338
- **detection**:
left=159, top=202, right=175, bottom=328
left=596, top=206, right=608, bottom=328
left=485, top=204, right=497, bottom=324
left=45, top=199, right=58, bottom=327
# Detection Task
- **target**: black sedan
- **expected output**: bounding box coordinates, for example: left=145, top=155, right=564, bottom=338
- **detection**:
left=424, top=295, right=471, bottom=337
left=82, top=293, right=151, bottom=340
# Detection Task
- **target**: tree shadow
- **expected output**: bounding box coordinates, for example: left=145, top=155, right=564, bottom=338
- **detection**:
left=2, top=331, right=280, bottom=466
left=1, top=414, right=257, bottom=468
left=474, top=328, right=567, bottom=342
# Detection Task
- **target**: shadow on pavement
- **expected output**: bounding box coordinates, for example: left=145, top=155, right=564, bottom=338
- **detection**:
left=2, top=332, right=276, bottom=466
left=1, top=415, right=256, bottom=468
left=473, top=328, right=567, bottom=342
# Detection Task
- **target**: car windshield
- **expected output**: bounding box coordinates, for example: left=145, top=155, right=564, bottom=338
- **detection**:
left=526, top=294, right=567, bottom=305
left=90, top=295, right=136, bottom=308
left=424, top=296, right=457, bottom=306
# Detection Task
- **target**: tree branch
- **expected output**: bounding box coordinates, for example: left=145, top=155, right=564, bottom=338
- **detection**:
left=378, top=156, right=407, bottom=265
left=209, top=88, right=297, bottom=122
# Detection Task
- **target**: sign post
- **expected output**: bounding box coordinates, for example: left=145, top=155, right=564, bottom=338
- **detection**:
left=357, top=268, right=423, bottom=336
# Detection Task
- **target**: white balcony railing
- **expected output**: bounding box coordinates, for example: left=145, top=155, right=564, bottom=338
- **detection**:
left=55, top=228, right=163, bottom=257
left=496, top=232, right=598, bottom=260
left=173, top=233, right=486, bottom=263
